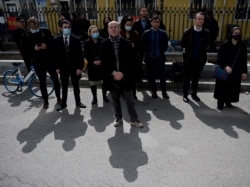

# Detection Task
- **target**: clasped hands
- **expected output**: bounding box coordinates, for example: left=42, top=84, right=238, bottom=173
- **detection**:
left=113, top=71, right=123, bottom=81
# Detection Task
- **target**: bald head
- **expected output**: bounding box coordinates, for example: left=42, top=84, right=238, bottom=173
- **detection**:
left=108, top=21, right=121, bottom=38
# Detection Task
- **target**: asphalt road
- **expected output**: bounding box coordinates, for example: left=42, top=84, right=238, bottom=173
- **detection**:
left=0, top=85, right=250, bottom=187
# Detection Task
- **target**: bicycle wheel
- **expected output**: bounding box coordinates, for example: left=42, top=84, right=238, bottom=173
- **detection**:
left=28, top=75, right=55, bottom=97
left=3, top=70, right=19, bottom=93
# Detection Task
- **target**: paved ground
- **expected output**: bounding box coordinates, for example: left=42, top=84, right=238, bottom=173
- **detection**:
left=0, top=85, right=250, bottom=187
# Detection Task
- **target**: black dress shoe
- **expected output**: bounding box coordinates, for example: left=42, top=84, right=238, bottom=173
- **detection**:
left=226, top=102, right=234, bottom=108
left=183, top=96, right=189, bottom=103
left=91, top=98, right=97, bottom=105
left=56, top=104, right=67, bottom=111
left=191, top=94, right=201, bottom=102
left=57, top=98, right=61, bottom=105
left=152, top=93, right=158, bottom=99
left=103, top=96, right=110, bottom=103
left=217, top=104, right=224, bottom=110
left=162, top=93, right=169, bottom=99
left=76, top=102, right=86, bottom=108
left=43, top=102, right=49, bottom=109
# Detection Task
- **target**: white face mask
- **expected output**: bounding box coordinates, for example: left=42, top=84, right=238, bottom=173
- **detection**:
left=63, top=28, right=71, bottom=35
left=30, top=28, right=39, bottom=33
left=125, top=25, right=132, bottom=31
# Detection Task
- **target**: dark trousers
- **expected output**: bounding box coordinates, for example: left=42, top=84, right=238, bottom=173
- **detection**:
left=146, top=59, right=166, bottom=94
left=183, top=62, right=204, bottom=96
left=110, top=90, right=138, bottom=122
left=60, top=69, right=81, bottom=105
left=33, top=63, right=60, bottom=102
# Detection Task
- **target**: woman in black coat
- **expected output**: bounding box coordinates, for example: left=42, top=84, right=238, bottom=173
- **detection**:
left=214, top=27, right=248, bottom=110
left=84, top=25, right=109, bottom=105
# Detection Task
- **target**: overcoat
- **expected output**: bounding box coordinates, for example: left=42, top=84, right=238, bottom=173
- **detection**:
left=101, top=37, right=136, bottom=91
left=214, top=40, right=248, bottom=102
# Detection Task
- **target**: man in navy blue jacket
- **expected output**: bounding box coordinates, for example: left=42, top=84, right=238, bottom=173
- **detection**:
left=142, top=16, right=169, bottom=99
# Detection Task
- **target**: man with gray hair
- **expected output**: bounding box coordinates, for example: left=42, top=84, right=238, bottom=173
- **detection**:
left=101, top=21, right=143, bottom=128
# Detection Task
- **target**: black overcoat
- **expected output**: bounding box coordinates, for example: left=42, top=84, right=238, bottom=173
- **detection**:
left=214, top=40, right=248, bottom=102
left=84, top=38, right=104, bottom=81
left=101, top=37, right=136, bottom=91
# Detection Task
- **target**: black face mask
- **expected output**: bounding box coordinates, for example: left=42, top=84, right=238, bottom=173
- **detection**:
left=232, top=34, right=241, bottom=40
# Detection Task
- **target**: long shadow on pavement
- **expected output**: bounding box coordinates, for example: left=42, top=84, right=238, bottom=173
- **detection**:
left=107, top=127, right=148, bottom=182
left=189, top=100, right=250, bottom=138
left=88, top=102, right=113, bottom=132
left=54, top=107, right=88, bottom=151
left=17, top=105, right=61, bottom=153
left=139, top=90, right=184, bottom=130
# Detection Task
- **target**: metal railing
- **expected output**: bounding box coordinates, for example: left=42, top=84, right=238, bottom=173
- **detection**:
left=1, top=6, right=250, bottom=41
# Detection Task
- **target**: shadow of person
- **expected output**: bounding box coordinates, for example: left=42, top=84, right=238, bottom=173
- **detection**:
left=16, top=108, right=61, bottom=153
left=107, top=127, right=148, bottom=182
left=54, top=107, right=88, bottom=151
left=140, top=91, right=184, bottom=130
left=88, top=105, right=113, bottom=132
left=2, top=87, right=34, bottom=107
left=189, top=100, right=250, bottom=138
left=152, top=98, right=184, bottom=130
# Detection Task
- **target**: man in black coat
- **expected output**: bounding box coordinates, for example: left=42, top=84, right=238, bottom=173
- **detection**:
left=181, top=12, right=210, bottom=103
left=53, top=20, right=86, bottom=111
left=101, top=21, right=143, bottom=128
left=133, top=6, right=152, bottom=67
left=20, top=16, right=61, bottom=109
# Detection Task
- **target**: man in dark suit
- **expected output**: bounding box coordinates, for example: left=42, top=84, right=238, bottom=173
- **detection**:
left=133, top=6, right=151, bottom=39
left=181, top=12, right=210, bottom=103
left=101, top=21, right=143, bottom=128
left=53, top=20, right=86, bottom=111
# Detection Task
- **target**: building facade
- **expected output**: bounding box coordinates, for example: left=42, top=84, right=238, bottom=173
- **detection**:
left=0, top=0, right=249, bottom=41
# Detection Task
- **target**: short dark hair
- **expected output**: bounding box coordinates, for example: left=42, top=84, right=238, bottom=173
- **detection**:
left=60, top=20, right=71, bottom=28
left=150, top=16, right=160, bottom=22
left=194, top=11, right=205, bottom=19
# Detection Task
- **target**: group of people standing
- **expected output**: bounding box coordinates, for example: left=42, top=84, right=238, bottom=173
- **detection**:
left=12, top=6, right=248, bottom=128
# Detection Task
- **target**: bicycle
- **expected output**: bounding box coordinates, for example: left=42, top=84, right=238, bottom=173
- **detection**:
left=3, top=62, right=54, bottom=97
left=166, top=39, right=180, bottom=53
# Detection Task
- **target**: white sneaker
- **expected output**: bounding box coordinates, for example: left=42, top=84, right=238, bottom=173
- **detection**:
left=130, top=120, right=143, bottom=128
left=114, top=119, right=123, bottom=127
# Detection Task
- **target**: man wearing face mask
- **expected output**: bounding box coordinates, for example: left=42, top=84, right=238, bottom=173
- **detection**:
left=53, top=20, right=86, bottom=111
left=20, top=16, right=61, bottom=109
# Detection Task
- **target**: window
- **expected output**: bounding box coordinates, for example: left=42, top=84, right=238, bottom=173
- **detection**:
left=235, top=0, right=250, bottom=20
left=116, top=0, right=136, bottom=16
left=86, top=0, right=97, bottom=19
left=189, top=0, right=214, bottom=18
left=75, top=0, right=97, bottom=19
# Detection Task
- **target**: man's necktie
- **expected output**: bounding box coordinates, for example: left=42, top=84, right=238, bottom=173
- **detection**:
left=153, top=31, right=157, bottom=58
left=64, top=36, right=68, bottom=48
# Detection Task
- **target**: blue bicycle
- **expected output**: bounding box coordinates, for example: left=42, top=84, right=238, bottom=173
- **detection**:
left=3, top=62, right=54, bottom=97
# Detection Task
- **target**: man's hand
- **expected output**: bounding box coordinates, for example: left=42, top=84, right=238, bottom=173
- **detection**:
left=225, top=66, right=232, bottom=74
left=113, top=71, right=124, bottom=81
left=76, top=69, right=82, bottom=76
left=93, top=60, right=101, bottom=65
left=242, top=73, right=247, bottom=81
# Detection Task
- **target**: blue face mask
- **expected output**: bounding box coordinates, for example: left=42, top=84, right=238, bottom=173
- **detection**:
left=125, top=26, right=132, bottom=31
left=30, top=28, right=39, bottom=33
left=91, top=32, right=99, bottom=39
left=63, top=28, right=71, bottom=36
